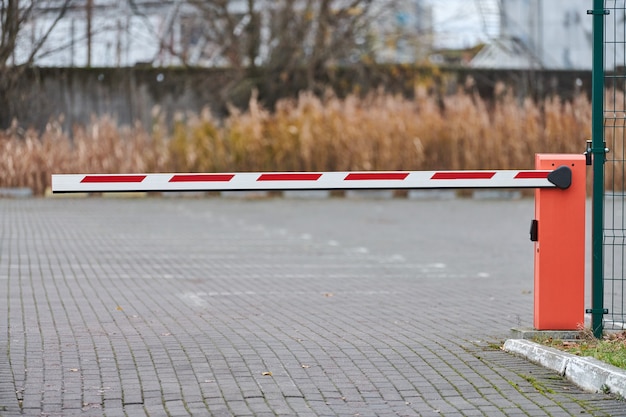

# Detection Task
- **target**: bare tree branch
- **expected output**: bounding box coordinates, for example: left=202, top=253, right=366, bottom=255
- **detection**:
left=175, top=0, right=411, bottom=105
left=0, top=0, right=75, bottom=129
left=0, top=0, right=33, bottom=67
left=26, top=0, right=72, bottom=64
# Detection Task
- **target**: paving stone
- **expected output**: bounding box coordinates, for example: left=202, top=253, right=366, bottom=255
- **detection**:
left=1, top=198, right=625, bottom=416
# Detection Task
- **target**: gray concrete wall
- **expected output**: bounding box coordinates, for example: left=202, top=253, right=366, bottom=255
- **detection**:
left=3, top=66, right=593, bottom=132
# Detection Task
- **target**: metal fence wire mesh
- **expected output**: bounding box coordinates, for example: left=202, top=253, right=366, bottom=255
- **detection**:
left=604, top=0, right=626, bottom=329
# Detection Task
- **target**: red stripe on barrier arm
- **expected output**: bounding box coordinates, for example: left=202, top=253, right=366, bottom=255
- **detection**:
left=431, top=172, right=495, bottom=180
left=257, top=173, right=322, bottom=181
left=344, top=173, right=409, bottom=181
left=81, top=175, right=146, bottom=183
left=169, top=174, right=234, bottom=182
left=514, top=171, right=549, bottom=179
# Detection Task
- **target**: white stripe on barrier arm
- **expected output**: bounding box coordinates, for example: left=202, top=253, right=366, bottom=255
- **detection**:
left=51, top=167, right=572, bottom=193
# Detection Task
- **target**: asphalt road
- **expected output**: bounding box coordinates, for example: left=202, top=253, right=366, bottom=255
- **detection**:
left=0, top=196, right=624, bottom=416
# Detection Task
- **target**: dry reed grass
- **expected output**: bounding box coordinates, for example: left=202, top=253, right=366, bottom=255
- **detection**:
left=0, top=87, right=603, bottom=196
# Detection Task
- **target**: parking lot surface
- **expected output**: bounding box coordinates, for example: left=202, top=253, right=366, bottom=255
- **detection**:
left=1, top=197, right=624, bottom=416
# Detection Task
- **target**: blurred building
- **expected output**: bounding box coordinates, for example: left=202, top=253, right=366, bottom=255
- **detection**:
left=372, top=0, right=434, bottom=63
left=15, top=0, right=434, bottom=67
left=15, top=0, right=182, bottom=67
left=470, top=0, right=615, bottom=70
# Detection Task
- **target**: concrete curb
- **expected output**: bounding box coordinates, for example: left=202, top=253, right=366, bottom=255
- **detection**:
left=503, top=339, right=626, bottom=398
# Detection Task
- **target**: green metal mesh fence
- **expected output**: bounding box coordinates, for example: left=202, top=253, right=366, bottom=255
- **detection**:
left=603, top=0, right=626, bottom=329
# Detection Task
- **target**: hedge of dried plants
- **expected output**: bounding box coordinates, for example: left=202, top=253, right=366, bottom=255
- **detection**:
left=1, top=86, right=610, bottom=196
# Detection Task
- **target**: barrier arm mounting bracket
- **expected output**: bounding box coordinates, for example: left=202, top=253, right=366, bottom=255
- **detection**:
left=546, top=165, right=572, bottom=190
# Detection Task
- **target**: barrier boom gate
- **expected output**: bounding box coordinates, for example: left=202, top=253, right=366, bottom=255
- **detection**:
left=53, top=168, right=571, bottom=193
left=51, top=154, right=586, bottom=331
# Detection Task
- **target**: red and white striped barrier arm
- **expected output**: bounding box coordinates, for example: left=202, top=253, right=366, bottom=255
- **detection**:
left=51, top=167, right=571, bottom=193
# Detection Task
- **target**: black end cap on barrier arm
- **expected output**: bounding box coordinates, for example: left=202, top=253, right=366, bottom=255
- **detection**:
left=547, top=166, right=572, bottom=190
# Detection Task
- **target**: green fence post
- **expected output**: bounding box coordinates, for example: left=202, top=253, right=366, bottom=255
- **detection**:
left=590, top=0, right=606, bottom=339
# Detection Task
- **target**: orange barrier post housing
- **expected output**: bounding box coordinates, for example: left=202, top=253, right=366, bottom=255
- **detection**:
left=534, top=154, right=586, bottom=330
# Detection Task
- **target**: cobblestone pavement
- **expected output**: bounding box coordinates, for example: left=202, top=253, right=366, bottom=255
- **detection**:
left=1, top=197, right=625, bottom=417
